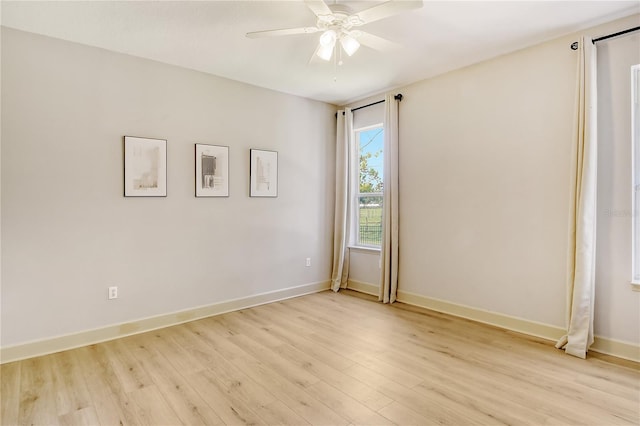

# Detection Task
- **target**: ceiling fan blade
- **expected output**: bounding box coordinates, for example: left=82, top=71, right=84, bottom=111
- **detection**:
left=355, top=0, right=423, bottom=25
left=304, top=0, right=332, bottom=18
left=246, top=27, right=319, bottom=38
left=356, top=31, right=402, bottom=52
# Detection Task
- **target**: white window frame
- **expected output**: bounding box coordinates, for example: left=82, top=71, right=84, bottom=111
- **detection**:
left=351, top=123, right=384, bottom=249
left=631, top=64, right=640, bottom=291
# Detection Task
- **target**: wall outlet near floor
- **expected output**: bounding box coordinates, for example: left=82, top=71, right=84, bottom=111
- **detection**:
left=305, top=258, right=311, bottom=267
left=108, top=286, right=118, bottom=300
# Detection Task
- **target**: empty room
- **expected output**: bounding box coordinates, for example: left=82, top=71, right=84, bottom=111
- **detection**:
left=1, top=1, right=639, bottom=425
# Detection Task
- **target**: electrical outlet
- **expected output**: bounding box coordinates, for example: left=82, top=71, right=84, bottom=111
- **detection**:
left=306, top=258, right=311, bottom=267
left=108, top=286, right=118, bottom=300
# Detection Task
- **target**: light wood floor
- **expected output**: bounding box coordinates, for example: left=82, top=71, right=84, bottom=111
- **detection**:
left=1, top=290, right=639, bottom=425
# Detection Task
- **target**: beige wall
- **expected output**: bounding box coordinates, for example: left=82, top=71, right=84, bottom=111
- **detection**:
left=396, top=14, right=640, bottom=345
left=1, top=28, right=336, bottom=347
left=344, top=15, right=640, bottom=347
left=4, top=14, right=638, bottom=352
left=348, top=248, right=380, bottom=288
left=595, top=24, right=640, bottom=342
left=399, top=25, right=574, bottom=328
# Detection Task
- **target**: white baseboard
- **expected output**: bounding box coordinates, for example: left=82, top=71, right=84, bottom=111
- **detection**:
left=396, top=290, right=640, bottom=363
left=0, top=281, right=330, bottom=364
left=347, top=279, right=379, bottom=296
left=590, top=336, right=640, bottom=362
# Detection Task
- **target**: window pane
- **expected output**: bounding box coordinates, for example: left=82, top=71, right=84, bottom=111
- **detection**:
left=359, top=128, right=384, bottom=194
left=353, top=124, right=384, bottom=248
left=359, top=195, right=382, bottom=246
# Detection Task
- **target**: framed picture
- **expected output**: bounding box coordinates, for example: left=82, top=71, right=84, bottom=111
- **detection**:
left=250, top=149, right=278, bottom=197
left=123, top=136, right=167, bottom=197
left=195, top=144, right=229, bottom=197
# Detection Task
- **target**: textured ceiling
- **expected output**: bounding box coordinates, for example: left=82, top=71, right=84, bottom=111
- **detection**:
left=2, top=1, right=639, bottom=105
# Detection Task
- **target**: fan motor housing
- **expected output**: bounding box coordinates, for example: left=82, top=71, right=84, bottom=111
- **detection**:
left=317, top=4, right=364, bottom=30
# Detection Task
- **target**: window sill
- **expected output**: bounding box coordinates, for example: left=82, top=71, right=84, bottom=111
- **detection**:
left=631, top=281, right=640, bottom=292
left=348, top=245, right=381, bottom=253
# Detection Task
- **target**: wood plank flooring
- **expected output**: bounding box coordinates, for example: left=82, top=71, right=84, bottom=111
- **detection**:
left=1, top=290, right=638, bottom=425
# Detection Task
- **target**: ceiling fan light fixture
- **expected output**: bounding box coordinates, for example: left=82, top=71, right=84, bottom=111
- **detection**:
left=317, top=29, right=337, bottom=61
left=340, top=35, right=360, bottom=56
left=319, top=29, right=337, bottom=47
left=317, top=43, right=335, bottom=61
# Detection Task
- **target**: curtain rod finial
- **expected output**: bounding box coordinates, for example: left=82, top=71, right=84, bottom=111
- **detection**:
left=571, top=41, right=579, bottom=50
left=394, top=94, right=403, bottom=101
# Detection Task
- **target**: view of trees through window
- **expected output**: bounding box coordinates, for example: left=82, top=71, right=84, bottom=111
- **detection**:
left=357, top=126, right=383, bottom=246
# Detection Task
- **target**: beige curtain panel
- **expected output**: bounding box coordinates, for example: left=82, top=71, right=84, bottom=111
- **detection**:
left=556, top=36, right=598, bottom=359
left=379, top=94, right=400, bottom=304
left=331, top=109, right=353, bottom=292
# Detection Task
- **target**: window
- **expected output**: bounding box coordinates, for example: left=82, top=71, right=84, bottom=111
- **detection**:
left=354, top=124, right=384, bottom=247
left=632, top=64, right=640, bottom=285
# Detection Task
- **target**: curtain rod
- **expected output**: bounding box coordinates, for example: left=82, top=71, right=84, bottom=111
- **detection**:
left=352, top=99, right=385, bottom=112
left=336, top=94, right=403, bottom=117
left=592, top=26, right=640, bottom=43
left=570, top=26, right=639, bottom=50
left=352, top=94, right=404, bottom=112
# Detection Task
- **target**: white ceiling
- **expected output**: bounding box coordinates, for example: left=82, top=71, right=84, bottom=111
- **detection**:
left=2, top=1, right=639, bottom=105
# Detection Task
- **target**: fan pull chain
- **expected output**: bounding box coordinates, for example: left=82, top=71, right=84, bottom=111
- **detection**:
left=333, top=46, right=338, bottom=82
left=333, top=45, right=344, bottom=82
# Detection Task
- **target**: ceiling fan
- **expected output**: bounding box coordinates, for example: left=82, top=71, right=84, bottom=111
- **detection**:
left=246, top=0, right=423, bottom=62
